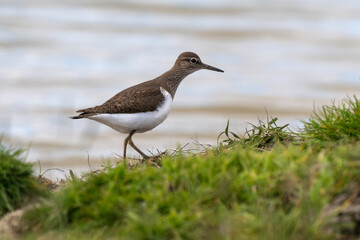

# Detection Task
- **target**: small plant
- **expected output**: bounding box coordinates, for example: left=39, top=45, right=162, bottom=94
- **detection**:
left=303, top=95, right=360, bottom=142
left=218, top=117, right=294, bottom=150
left=0, top=140, right=42, bottom=216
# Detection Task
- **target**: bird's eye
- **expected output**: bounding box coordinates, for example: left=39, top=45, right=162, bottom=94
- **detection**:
left=190, top=58, right=197, bottom=64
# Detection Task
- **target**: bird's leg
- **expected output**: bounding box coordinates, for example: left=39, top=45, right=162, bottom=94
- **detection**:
left=128, top=137, right=149, bottom=160
left=123, top=130, right=136, bottom=159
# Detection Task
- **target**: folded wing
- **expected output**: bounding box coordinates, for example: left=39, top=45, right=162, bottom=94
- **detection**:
left=71, top=81, right=164, bottom=119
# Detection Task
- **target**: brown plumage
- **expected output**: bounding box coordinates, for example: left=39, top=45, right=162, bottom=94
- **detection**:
left=72, top=80, right=164, bottom=119
left=71, top=52, right=224, bottom=159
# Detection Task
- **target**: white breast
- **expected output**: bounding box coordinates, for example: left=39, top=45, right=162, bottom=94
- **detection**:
left=89, top=87, right=173, bottom=134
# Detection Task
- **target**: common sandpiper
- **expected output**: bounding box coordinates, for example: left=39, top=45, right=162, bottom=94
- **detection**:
left=71, top=52, right=224, bottom=159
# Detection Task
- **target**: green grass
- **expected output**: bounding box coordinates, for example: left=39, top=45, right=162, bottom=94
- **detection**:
left=303, top=95, right=360, bottom=143
left=24, top=143, right=360, bottom=240
left=1, top=95, right=358, bottom=239
left=0, top=140, right=43, bottom=216
left=218, top=117, right=295, bottom=150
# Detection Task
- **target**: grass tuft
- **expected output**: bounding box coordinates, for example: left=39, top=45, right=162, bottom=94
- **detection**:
left=303, top=95, right=360, bottom=143
left=218, top=117, right=295, bottom=150
left=0, top=140, right=43, bottom=216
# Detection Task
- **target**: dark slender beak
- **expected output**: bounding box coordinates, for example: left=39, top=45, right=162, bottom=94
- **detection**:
left=202, top=63, right=224, bottom=73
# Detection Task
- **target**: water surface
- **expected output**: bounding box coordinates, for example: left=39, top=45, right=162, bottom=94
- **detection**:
left=1, top=0, right=359, bottom=178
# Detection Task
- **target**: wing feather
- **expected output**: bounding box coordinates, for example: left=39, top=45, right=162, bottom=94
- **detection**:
left=71, top=80, right=164, bottom=119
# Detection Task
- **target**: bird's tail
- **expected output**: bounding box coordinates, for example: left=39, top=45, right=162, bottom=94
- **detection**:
left=70, top=111, right=97, bottom=119
left=70, top=106, right=99, bottom=119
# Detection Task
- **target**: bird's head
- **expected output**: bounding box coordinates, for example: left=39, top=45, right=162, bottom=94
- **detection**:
left=173, top=52, right=224, bottom=74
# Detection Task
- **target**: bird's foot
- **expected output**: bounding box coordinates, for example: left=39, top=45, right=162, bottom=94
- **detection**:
left=141, top=151, right=167, bottom=166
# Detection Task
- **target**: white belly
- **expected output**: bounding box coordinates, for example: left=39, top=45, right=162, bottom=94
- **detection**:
left=88, top=88, right=172, bottom=134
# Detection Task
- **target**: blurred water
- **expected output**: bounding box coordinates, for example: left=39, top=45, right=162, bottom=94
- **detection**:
left=0, top=0, right=359, bottom=178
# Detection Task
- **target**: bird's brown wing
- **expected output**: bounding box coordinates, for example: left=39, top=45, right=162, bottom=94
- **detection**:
left=71, top=81, right=164, bottom=119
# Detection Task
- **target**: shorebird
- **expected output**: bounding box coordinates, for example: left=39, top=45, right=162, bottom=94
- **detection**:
left=71, top=52, right=224, bottom=159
